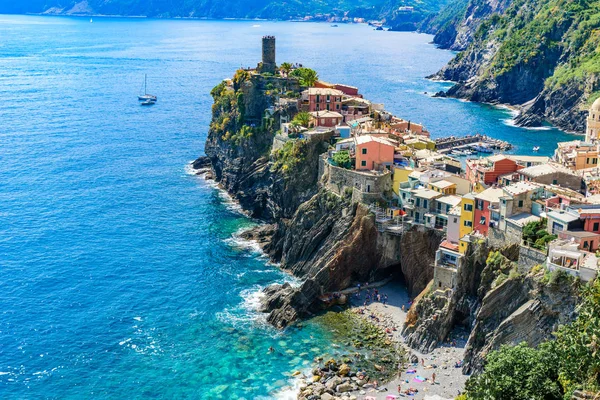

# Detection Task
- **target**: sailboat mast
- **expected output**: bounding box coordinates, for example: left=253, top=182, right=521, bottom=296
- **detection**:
left=145, top=74, right=147, bottom=95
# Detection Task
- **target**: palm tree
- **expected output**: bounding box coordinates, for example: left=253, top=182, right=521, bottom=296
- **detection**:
left=279, top=62, right=293, bottom=77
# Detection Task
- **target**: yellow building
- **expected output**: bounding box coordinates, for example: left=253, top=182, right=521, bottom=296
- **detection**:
left=458, top=193, right=475, bottom=254
left=404, top=137, right=435, bottom=151
left=555, top=140, right=599, bottom=171
left=428, top=180, right=457, bottom=195
left=392, top=165, right=413, bottom=197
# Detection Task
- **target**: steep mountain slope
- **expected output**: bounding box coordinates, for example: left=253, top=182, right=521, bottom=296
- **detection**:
left=0, top=0, right=446, bottom=25
left=427, top=0, right=600, bottom=132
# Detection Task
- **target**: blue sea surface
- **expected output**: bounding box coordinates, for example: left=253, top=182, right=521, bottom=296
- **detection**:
left=0, top=15, right=577, bottom=399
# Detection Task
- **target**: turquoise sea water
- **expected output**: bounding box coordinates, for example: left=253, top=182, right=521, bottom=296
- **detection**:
left=0, top=15, right=578, bottom=399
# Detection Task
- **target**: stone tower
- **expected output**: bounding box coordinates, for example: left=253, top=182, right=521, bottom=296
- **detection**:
left=586, top=97, right=600, bottom=143
left=260, top=36, right=276, bottom=74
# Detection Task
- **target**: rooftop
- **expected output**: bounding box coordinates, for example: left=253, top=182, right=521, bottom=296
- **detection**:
left=506, top=213, right=540, bottom=227
left=413, top=188, right=444, bottom=200
left=474, top=187, right=505, bottom=203
left=503, top=181, right=540, bottom=196
left=519, top=162, right=577, bottom=178
left=547, top=209, right=580, bottom=223
left=430, top=180, right=456, bottom=190
left=355, top=135, right=397, bottom=147
left=507, top=155, right=550, bottom=164
left=305, top=87, right=345, bottom=96
left=437, top=195, right=462, bottom=207
left=309, top=110, right=343, bottom=118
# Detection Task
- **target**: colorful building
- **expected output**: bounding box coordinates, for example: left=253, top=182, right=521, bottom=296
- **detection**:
left=554, top=140, right=599, bottom=171
left=466, top=155, right=522, bottom=186
left=458, top=194, right=475, bottom=253
left=355, top=135, right=396, bottom=171
left=303, top=88, right=344, bottom=112
left=473, top=187, right=504, bottom=235
left=309, top=111, right=343, bottom=128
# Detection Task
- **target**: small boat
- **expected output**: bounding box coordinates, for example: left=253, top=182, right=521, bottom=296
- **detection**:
left=533, top=146, right=540, bottom=152
left=90, top=18, right=93, bottom=23
left=141, top=99, right=155, bottom=106
left=138, top=74, right=157, bottom=102
left=375, top=26, right=384, bottom=31
left=331, top=24, right=338, bottom=27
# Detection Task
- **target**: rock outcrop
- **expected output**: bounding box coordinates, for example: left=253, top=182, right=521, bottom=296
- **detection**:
left=425, top=0, right=600, bottom=132
left=403, top=238, right=581, bottom=373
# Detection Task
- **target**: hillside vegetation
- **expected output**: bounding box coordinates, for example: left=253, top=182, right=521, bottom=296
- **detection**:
left=427, top=0, right=600, bottom=132
left=1, top=0, right=448, bottom=26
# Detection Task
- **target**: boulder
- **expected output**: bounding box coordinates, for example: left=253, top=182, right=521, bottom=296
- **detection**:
left=335, top=383, right=353, bottom=393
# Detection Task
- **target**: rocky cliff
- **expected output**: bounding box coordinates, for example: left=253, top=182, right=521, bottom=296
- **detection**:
left=403, top=240, right=580, bottom=373
left=426, top=0, right=600, bottom=132
left=200, top=71, right=444, bottom=328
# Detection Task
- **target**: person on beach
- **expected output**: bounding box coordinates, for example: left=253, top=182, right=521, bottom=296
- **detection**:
left=421, top=358, right=425, bottom=366
left=401, top=304, right=405, bottom=311
left=397, top=383, right=402, bottom=393
left=383, top=294, right=388, bottom=305
left=377, top=294, right=381, bottom=302
left=432, top=372, right=436, bottom=384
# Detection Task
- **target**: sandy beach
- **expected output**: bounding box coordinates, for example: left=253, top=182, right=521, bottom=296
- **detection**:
left=349, top=281, right=470, bottom=400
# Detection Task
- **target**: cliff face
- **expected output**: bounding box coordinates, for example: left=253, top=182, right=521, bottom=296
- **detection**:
left=203, top=74, right=328, bottom=221
left=402, top=240, right=580, bottom=373
left=427, top=0, right=600, bottom=132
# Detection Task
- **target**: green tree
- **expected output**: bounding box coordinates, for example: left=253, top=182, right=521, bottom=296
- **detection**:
left=292, top=111, right=311, bottom=128
left=279, top=62, right=293, bottom=76
left=554, top=279, right=600, bottom=395
left=290, top=67, right=319, bottom=86
left=232, top=69, right=250, bottom=91
left=465, top=342, right=562, bottom=400
left=332, top=150, right=352, bottom=169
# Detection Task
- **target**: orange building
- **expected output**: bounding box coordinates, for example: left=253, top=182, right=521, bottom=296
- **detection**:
left=466, top=155, right=522, bottom=186
left=554, top=140, right=599, bottom=171
left=355, top=135, right=396, bottom=171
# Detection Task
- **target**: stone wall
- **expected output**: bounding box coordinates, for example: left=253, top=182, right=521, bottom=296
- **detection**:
left=518, top=245, right=547, bottom=273
left=433, top=265, right=457, bottom=292
left=488, top=227, right=521, bottom=248
left=319, top=155, right=392, bottom=202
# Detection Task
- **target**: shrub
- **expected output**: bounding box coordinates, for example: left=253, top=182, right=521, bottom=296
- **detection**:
left=332, top=150, right=352, bottom=169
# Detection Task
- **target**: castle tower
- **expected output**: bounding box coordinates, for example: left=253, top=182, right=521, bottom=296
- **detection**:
left=260, top=36, right=276, bottom=74
left=586, top=97, right=600, bottom=143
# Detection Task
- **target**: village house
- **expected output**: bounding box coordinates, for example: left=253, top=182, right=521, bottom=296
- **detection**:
left=409, top=188, right=443, bottom=225
left=433, top=195, right=462, bottom=230
left=546, top=240, right=598, bottom=282
left=303, top=87, right=344, bottom=112
left=309, top=110, right=343, bottom=128
left=458, top=194, right=476, bottom=252
left=429, top=180, right=457, bottom=195
left=554, top=140, right=599, bottom=171
left=547, top=208, right=582, bottom=235
left=433, top=240, right=465, bottom=294
left=340, top=97, right=371, bottom=122
left=354, top=135, right=397, bottom=171
left=473, top=187, right=504, bottom=235
left=314, top=81, right=362, bottom=98
left=466, top=155, right=523, bottom=188
left=446, top=205, right=462, bottom=244
left=498, top=181, right=542, bottom=231
left=518, top=162, right=582, bottom=192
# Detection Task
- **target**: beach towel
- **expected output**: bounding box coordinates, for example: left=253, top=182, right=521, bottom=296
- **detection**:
left=413, top=376, right=426, bottom=382
left=386, top=396, right=400, bottom=400
left=406, top=369, right=417, bottom=374
left=364, top=397, right=377, bottom=400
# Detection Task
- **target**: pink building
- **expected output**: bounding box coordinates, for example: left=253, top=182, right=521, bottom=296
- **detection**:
left=314, top=81, right=362, bottom=98
left=355, top=135, right=396, bottom=171
left=473, top=188, right=504, bottom=235
left=309, top=111, right=343, bottom=128
left=304, top=88, right=344, bottom=112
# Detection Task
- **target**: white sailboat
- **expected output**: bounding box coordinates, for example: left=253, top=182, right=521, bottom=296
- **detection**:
left=138, top=74, right=157, bottom=103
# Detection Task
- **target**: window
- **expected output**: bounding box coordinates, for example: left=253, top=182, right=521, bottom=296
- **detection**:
left=437, top=202, right=442, bottom=212
left=423, top=200, right=428, bottom=209
left=594, top=158, right=598, bottom=165
left=518, top=200, right=523, bottom=207
left=416, top=198, right=421, bottom=207
left=415, top=212, right=420, bottom=222
left=552, top=179, right=558, bottom=185
left=402, top=193, right=406, bottom=199
left=362, top=148, right=367, bottom=155
left=594, top=222, right=599, bottom=232
left=336, top=104, right=340, bottom=110
left=326, top=104, right=330, bottom=111
left=464, top=220, right=473, bottom=227
left=464, top=203, right=473, bottom=212
left=361, top=160, right=367, bottom=167
left=476, top=200, right=484, bottom=210
left=587, top=158, right=591, bottom=164
left=584, top=241, right=589, bottom=249
left=480, top=216, right=486, bottom=225
left=446, top=205, right=451, bottom=213
left=453, top=217, right=458, bottom=223
left=366, top=184, right=371, bottom=193
left=326, top=95, right=330, bottom=102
